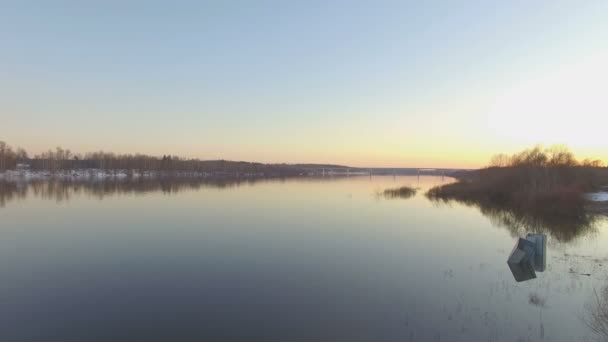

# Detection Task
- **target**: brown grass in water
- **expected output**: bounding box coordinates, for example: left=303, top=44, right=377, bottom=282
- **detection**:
left=382, top=186, right=417, bottom=199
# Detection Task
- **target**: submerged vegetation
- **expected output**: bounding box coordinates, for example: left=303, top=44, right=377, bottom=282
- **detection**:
left=382, top=186, right=417, bottom=199
left=583, top=286, right=608, bottom=342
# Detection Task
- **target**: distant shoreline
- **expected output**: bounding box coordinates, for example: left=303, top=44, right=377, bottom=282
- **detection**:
left=0, top=168, right=459, bottom=181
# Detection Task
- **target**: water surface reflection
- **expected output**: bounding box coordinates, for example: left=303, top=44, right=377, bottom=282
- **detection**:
left=0, top=176, right=351, bottom=207
left=1, top=176, right=607, bottom=341
left=427, top=195, right=600, bottom=243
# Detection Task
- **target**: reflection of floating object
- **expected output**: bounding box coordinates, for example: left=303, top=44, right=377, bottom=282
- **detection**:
left=507, top=234, right=546, bottom=282
left=526, top=233, right=546, bottom=272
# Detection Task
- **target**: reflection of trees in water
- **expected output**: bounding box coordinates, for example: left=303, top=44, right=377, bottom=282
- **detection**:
left=0, top=178, right=267, bottom=206
left=428, top=197, right=599, bottom=243
left=0, top=176, right=349, bottom=207
left=0, top=182, right=27, bottom=208
left=479, top=204, right=598, bottom=243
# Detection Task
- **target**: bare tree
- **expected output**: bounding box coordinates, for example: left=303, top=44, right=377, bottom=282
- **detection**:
left=0, top=141, right=6, bottom=171
left=583, top=159, right=605, bottom=168
left=489, top=153, right=510, bottom=167
left=546, top=145, right=577, bottom=167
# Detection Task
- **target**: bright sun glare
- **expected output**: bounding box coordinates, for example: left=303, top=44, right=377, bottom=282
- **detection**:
left=488, top=52, right=608, bottom=151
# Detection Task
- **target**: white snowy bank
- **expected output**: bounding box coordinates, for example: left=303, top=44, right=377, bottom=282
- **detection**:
left=0, top=169, right=215, bottom=180
left=0, top=168, right=275, bottom=181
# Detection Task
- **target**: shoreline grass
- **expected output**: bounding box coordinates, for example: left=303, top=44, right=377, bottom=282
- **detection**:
left=382, top=186, right=417, bottom=199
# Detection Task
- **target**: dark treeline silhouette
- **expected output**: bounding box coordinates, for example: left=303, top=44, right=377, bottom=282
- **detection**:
left=0, top=141, right=319, bottom=176
left=428, top=145, right=608, bottom=218
left=0, top=141, right=28, bottom=170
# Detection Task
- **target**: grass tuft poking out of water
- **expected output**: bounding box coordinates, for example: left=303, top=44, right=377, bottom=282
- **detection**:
left=382, top=186, right=417, bottom=199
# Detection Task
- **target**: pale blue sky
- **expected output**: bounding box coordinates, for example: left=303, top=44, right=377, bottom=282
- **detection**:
left=1, top=1, right=607, bottom=167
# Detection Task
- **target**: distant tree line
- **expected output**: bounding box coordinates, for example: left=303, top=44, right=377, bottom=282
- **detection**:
left=0, top=141, right=304, bottom=176
left=0, top=141, right=28, bottom=170
left=488, top=145, right=604, bottom=168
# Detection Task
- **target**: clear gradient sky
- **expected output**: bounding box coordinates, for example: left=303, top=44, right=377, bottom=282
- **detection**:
left=1, top=1, right=607, bottom=168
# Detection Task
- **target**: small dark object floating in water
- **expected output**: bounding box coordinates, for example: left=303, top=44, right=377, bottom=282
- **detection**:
left=569, top=268, right=591, bottom=276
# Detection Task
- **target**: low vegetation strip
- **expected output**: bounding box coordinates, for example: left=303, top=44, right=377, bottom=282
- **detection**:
left=382, top=186, right=417, bottom=199
left=427, top=145, right=608, bottom=217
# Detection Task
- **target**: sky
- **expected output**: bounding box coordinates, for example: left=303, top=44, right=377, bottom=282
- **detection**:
left=1, top=1, right=607, bottom=168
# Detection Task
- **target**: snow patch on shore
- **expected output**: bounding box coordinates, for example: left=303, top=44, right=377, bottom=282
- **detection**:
left=1, top=169, right=148, bottom=180
left=0, top=169, right=217, bottom=180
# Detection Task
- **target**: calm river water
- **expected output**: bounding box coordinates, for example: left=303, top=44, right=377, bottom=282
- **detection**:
left=1, top=175, right=607, bottom=341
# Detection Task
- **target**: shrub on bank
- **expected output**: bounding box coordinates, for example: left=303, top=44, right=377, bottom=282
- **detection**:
left=427, top=146, right=608, bottom=217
